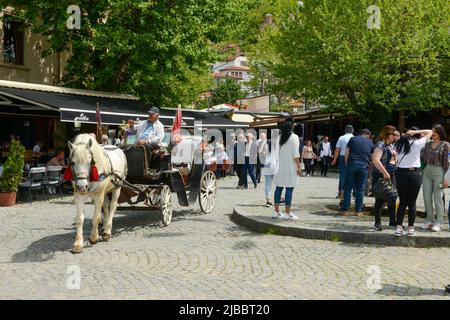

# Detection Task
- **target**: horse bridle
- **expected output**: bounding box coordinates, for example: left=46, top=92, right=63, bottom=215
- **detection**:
left=69, top=148, right=96, bottom=183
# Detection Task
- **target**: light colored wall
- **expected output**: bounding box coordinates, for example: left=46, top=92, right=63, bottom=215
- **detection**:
left=0, top=12, right=70, bottom=85
left=237, top=95, right=269, bottom=113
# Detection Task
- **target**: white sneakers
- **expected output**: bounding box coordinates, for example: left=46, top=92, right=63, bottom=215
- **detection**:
left=272, top=211, right=298, bottom=220
left=272, top=211, right=286, bottom=219
left=421, top=221, right=434, bottom=230
left=431, top=224, right=441, bottom=232
left=420, top=222, right=442, bottom=232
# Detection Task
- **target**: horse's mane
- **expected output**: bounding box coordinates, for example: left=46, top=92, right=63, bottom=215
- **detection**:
left=71, top=134, right=109, bottom=172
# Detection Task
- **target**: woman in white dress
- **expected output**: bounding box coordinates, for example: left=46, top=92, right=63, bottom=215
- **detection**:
left=273, top=118, right=302, bottom=220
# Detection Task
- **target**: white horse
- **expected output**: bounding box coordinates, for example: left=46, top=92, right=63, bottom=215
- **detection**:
left=68, top=134, right=127, bottom=253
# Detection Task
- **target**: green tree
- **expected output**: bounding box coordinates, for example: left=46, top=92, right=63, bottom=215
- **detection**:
left=1, top=0, right=256, bottom=107
left=211, top=78, right=244, bottom=105
left=247, top=0, right=450, bottom=132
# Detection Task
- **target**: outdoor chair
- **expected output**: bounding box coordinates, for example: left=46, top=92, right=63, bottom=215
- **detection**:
left=43, top=166, right=63, bottom=199
left=19, top=167, right=47, bottom=204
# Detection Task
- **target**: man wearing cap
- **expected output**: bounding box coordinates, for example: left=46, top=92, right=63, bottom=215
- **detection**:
left=332, top=125, right=355, bottom=203
left=340, top=129, right=374, bottom=216
left=135, top=107, right=165, bottom=147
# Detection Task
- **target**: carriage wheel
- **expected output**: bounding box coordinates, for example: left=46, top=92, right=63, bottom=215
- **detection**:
left=199, top=170, right=217, bottom=214
left=160, top=185, right=172, bottom=226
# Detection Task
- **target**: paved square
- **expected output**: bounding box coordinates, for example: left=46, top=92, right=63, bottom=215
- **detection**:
left=0, top=174, right=449, bottom=299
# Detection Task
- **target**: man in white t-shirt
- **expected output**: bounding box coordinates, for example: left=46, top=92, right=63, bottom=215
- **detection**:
left=331, top=125, right=354, bottom=201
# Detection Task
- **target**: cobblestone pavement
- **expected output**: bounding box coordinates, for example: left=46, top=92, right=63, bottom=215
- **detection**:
left=0, top=173, right=449, bottom=299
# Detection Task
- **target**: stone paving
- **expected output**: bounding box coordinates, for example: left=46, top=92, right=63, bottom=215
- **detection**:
left=0, top=173, right=450, bottom=299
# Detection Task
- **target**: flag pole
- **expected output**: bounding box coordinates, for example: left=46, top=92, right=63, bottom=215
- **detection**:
left=96, top=102, right=101, bottom=144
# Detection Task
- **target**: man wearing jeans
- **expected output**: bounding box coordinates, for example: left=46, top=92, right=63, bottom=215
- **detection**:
left=340, top=129, right=374, bottom=216
left=332, top=125, right=354, bottom=203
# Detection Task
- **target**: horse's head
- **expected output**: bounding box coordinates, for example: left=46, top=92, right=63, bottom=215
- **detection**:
left=68, top=139, right=96, bottom=193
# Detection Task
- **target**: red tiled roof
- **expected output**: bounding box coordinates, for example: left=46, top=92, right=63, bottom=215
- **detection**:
left=212, top=72, right=243, bottom=80
left=219, top=66, right=250, bottom=72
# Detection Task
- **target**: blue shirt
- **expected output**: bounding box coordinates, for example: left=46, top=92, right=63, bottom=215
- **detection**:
left=347, top=136, right=374, bottom=168
left=138, top=121, right=154, bottom=141
left=336, top=133, right=354, bottom=156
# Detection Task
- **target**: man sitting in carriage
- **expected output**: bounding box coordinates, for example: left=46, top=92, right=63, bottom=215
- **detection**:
left=135, top=107, right=165, bottom=149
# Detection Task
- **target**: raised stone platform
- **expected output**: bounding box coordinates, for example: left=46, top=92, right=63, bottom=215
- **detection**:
left=232, top=202, right=450, bottom=248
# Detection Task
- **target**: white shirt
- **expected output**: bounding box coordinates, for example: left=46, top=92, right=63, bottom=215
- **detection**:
left=33, top=145, right=41, bottom=153
left=261, top=153, right=275, bottom=176
left=135, top=119, right=165, bottom=145
left=273, top=133, right=300, bottom=187
left=336, top=133, right=354, bottom=156
left=216, top=151, right=228, bottom=164
left=397, top=137, right=428, bottom=168
left=320, top=141, right=332, bottom=157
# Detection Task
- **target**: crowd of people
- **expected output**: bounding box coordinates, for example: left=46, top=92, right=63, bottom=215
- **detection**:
left=335, top=123, right=449, bottom=235
left=218, top=120, right=449, bottom=235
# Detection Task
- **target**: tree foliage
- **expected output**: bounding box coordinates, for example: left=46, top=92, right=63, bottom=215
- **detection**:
left=1, top=0, right=257, bottom=107
left=211, top=78, right=244, bottom=105
left=246, top=0, right=450, bottom=132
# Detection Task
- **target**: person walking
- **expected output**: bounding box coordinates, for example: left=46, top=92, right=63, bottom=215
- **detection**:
left=256, top=133, right=268, bottom=183
left=394, top=127, right=432, bottom=236
left=318, top=136, right=333, bottom=177
left=242, top=132, right=258, bottom=189
left=273, top=118, right=302, bottom=220
left=261, top=139, right=275, bottom=207
left=332, top=125, right=355, bottom=202
left=372, top=125, right=398, bottom=231
left=302, top=140, right=317, bottom=177
left=420, top=124, right=450, bottom=232
left=234, top=133, right=246, bottom=189
left=340, top=129, right=374, bottom=216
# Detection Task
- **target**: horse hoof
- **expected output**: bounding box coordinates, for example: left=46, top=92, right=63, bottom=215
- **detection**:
left=71, top=246, right=83, bottom=254
left=102, top=233, right=111, bottom=241
left=89, top=237, right=99, bottom=245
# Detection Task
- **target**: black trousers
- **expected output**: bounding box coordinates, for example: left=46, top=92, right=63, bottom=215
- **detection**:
left=373, top=171, right=397, bottom=227
left=320, top=156, right=332, bottom=177
left=235, top=164, right=244, bottom=186
left=304, top=158, right=314, bottom=175
left=396, top=168, right=422, bottom=227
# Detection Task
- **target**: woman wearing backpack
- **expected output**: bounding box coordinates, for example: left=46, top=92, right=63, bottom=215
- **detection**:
left=394, top=127, right=432, bottom=236
left=372, top=125, right=398, bottom=231
left=420, top=124, right=450, bottom=232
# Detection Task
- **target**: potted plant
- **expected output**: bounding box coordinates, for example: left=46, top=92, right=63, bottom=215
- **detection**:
left=0, top=140, right=25, bottom=206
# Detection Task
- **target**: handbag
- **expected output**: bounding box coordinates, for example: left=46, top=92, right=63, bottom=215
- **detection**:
left=372, top=178, right=398, bottom=203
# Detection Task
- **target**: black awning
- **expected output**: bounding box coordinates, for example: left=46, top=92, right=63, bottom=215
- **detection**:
left=0, top=86, right=248, bottom=129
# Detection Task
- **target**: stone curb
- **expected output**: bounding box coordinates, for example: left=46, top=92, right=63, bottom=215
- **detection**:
left=232, top=205, right=450, bottom=248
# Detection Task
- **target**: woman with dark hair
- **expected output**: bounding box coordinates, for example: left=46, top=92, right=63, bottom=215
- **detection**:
left=420, top=124, right=450, bottom=232
left=272, top=118, right=302, bottom=220
left=372, top=125, right=398, bottom=231
left=394, top=127, right=432, bottom=236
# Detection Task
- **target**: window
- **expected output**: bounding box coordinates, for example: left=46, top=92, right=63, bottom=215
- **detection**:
left=3, top=18, right=24, bottom=65
left=240, top=61, right=247, bottom=66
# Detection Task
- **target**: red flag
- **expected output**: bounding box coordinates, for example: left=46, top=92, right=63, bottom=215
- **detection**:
left=171, top=106, right=182, bottom=144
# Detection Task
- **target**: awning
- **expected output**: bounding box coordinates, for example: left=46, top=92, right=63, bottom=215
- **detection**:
left=0, top=81, right=248, bottom=129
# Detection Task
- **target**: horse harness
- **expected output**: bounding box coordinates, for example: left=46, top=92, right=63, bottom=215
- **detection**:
left=65, top=145, right=123, bottom=191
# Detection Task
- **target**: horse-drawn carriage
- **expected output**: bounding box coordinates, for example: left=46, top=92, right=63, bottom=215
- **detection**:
left=117, top=136, right=217, bottom=225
